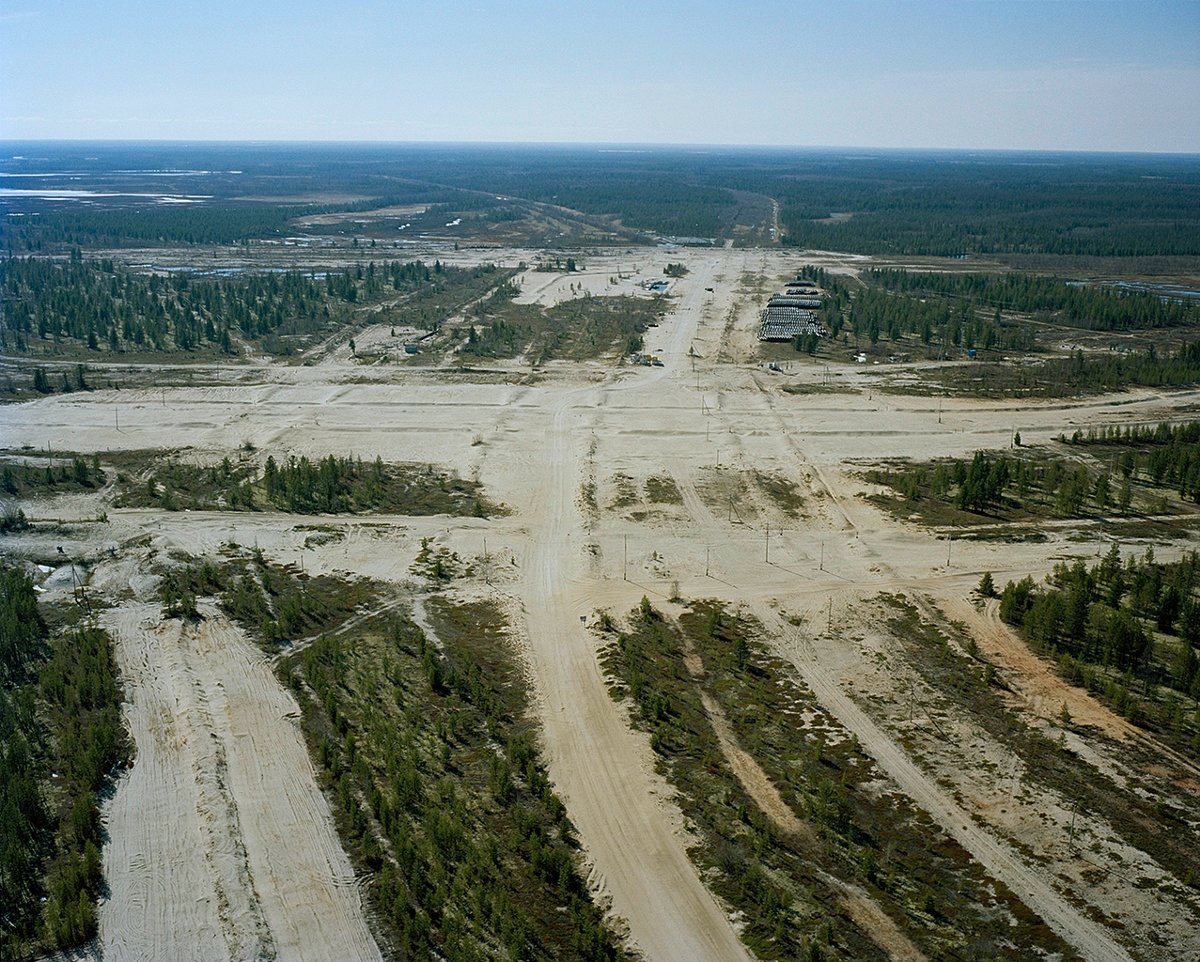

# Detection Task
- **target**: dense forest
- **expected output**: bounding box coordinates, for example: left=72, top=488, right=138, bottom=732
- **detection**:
left=795, top=266, right=1037, bottom=357
left=998, top=549, right=1200, bottom=744
left=0, top=565, right=129, bottom=958
left=0, top=255, right=504, bottom=358
left=797, top=265, right=1196, bottom=366
left=868, top=269, right=1197, bottom=331
left=5, top=143, right=1196, bottom=255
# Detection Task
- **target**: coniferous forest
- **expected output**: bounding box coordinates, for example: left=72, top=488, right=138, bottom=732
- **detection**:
left=0, top=565, right=129, bottom=958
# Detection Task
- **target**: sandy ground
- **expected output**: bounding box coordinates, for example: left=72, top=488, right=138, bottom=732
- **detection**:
left=98, top=601, right=382, bottom=962
left=5, top=245, right=1200, bottom=961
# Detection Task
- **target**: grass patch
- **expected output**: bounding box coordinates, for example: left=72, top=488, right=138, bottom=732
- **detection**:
left=694, top=467, right=757, bottom=524
left=752, top=470, right=805, bottom=519
left=463, top=292, right=662, bottom=364
left=609, top=473, right=639, bottom=510
left=644, top=475, right=683, bottom=505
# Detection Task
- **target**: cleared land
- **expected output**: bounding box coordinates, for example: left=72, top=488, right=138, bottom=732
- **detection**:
left=4, top=244, right=1199, bottom=961
left=99, top=601, right=382, bottom=962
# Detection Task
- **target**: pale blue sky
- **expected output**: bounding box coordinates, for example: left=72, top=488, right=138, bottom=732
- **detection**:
left=2, top=0, right=1197, bottom=150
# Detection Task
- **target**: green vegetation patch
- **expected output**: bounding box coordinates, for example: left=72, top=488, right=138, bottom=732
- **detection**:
left=0, top=455, right=107, bottom=498
left=281, top=599, right=629, bottom=961
left=599, top=599, right=1073, bottom=960
left=998, top=548, right=1200, bottom=755
left=462, top=289, right=661, bottom=364
left=0, top=256, right=511, bottom=361
left=752, top=470, right=805, bottom=519
left=877, top=592, right=1199, bottom=891
left=870, top=269, right=1198, bottom=333
left=863, top=432, right=1198, bottom=534
left=112, top=451, right=502, bottom=517
left=922, top=343, right=1200, bottom=399
left=644, top=475, right=684, bottom=505
left=158, top=549, right=375, bottom=648
left=0, top=565, right=130, bottom=958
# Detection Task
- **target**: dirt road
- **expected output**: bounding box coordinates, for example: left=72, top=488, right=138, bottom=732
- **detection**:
left=514, top=255, right=754, bottom=962
left=99, top=602, right=382, bottom=962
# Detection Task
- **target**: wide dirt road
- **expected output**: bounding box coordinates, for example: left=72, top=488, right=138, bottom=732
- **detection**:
left=515, top=255, right=753, bottom=961
left=100, top=602, right=382, bottom=962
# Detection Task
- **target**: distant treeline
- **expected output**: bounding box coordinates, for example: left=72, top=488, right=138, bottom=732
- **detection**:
left=4, top=204, right=301, bottom=249
left=0, top=565, right=129, bottom=956
left=868, top=269, right=1197, bottom=331
left=0, top=191, right=463, bottom=249
left=5, top=145, right=1197, bottom=256
left=773, top=156, right=1200, bottom=257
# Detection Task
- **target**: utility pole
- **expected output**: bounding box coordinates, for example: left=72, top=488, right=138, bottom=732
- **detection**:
left=764, top=526, right=770, bottom=563
left=827, top=596, right=832, bottom=632
left=1067, top=800, right=1079, bottom=849
left=819, top=541, right=824, bottom=571
left=705, top=545, right=710, bottom=577
left=947, top=533, right=953, bottom=567
left=623, top=534, right=628, bottom=581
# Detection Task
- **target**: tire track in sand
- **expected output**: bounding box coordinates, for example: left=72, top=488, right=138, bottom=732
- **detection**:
left=100, top=602, right=382, bottom=962
left=519, top=394, right=752, bottom=962
left=758, top=606, right=1135, bottom=962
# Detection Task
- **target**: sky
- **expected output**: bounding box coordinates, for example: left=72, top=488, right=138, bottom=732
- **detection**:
left=1, top=0, right=1198, bottom=152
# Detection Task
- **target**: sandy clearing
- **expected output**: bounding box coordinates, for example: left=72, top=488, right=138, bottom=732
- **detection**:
left=760, top=608, right=1135, bottom=962
left=7, top=244, right=1200, bottom=962
left=99, top=601, right=382, bottom=962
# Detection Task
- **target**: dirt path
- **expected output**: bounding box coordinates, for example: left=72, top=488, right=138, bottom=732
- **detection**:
left=759, top=607, right=1135, bottom=962
left=517, top=389, right=753, bottom=962
left=99, top=602, right=382, bottom=962
left=684, top=640, right=928, bottom=962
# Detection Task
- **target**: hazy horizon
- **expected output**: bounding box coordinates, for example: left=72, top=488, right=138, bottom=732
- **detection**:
left=3, top=139, right=1198, bottom=159
left=2, top=0, right=1197, bottom=153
